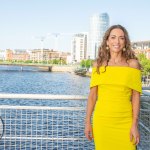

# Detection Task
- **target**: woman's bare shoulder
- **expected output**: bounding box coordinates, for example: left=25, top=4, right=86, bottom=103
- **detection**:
left=92, top=61, right=98, bottom=67
left=127, top=59, right=141, bottom=70
left=92, top=60, right=107, bottom=67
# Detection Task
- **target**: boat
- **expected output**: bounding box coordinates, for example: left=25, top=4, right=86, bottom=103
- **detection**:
left=74, top=68, right=87, bottom=76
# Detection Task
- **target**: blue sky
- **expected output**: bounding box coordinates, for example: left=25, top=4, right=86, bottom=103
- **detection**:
left=0, top=0, right=150, bottom=52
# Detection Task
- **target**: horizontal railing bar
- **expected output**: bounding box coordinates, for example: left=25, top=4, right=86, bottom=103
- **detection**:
left=4, top=137, right=149, bottom=142
left=142, top=87, right=150, bottom=90
left=0, top=105, right=85, bottom=111
left=0, top=93, right=87, bottom=100
left=3, top=137, right=84, bottom=140
left=4, top=137, right=150, bottom=142
left=0, top=105, right=147, bottom=111
left=140, top=109, right=150, bottom=112
left=0, top=93, right=149, bottom=100
left=142, top=90, right=150, bottom=96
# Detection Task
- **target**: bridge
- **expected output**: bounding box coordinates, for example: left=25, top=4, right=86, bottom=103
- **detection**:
left=0, top=62, right=52, bottom=67
left=0, top=63, right=77, bottom=72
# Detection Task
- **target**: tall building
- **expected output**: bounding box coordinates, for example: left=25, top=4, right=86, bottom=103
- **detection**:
left=0, top=50, right=6, bottom=60
left=132, top=41, right=150, bottom=59
left=71, top=33, right=88, bottom=63
left=132, top=41, right=150, bottom=50
left=88, top=13, right=109, bottom=59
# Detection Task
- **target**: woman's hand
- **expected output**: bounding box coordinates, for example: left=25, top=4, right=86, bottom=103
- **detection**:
left=84, top=122, right=93, bottom=141
left=130, top=124, right=140, bottom=145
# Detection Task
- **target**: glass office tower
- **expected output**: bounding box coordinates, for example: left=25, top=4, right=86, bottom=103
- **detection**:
left=88, top=13, right=109, bottom=59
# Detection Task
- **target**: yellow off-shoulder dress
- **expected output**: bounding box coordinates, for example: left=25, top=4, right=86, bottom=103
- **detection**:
left=90, top=66, right=142, bottom=150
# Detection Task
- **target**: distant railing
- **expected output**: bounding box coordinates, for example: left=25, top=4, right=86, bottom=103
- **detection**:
left=0, top=93, right=149, bottom=150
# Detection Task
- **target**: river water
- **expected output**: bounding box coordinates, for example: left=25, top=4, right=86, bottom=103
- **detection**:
left=0, top=66, right=90, bottom=95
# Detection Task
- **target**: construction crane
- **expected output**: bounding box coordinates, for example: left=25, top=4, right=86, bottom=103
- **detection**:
left=47, top=32, right=76, bottom=51
left=33, top=32, right=76, bottom=62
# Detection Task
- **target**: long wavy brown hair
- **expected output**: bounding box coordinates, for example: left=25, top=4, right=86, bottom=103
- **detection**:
left=96, top=24, right=141, bottom=73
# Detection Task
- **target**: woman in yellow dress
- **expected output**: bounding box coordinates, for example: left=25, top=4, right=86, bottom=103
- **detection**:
left=84, top=25, right=142, bottom=150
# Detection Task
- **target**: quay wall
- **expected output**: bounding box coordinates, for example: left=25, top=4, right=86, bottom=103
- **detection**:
left=38, top=66, right=77, bottom=72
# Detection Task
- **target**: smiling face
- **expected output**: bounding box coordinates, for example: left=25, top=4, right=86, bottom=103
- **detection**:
left=106, top=28, right=125, bottom=53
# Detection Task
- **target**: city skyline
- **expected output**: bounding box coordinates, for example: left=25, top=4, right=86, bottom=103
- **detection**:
left=0, top=0, right=150, bottom=51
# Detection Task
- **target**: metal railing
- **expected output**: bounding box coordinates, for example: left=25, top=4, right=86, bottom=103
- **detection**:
left=0, top=93, right=149, bottom=150
left=138, top=92, right=150, bottom=150
left=0, top=94, right=94, bottom=150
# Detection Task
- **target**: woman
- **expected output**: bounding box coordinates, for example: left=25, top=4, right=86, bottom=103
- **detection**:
left=84, top=25, right=142, bottom=150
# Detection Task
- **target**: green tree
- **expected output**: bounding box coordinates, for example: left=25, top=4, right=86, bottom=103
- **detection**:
left=25, top=60, right=33, bottom=63
left=86, top=59, right=93, bottom=68
left=80, top=60, right=86, bottom=68
left=52, top=59, right=59, bottom=64
left=137, top=53, right=150, bottom=76
left=80, top=59, right=93, bottom=68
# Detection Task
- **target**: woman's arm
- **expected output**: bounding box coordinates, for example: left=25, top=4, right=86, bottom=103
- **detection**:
left=131, top=90, right=140, bottom=126
left=85, top=86, right=98, bottom=124
left=130, top=90, right=140, bottom=145
left=84, top=86, right=98, bottom=141
left=129, top=59, right=141, bottom=145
